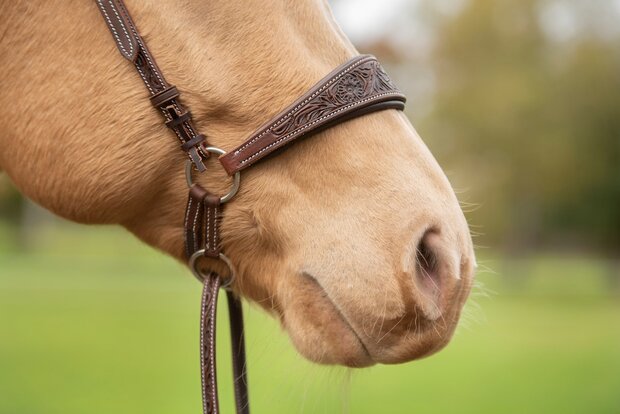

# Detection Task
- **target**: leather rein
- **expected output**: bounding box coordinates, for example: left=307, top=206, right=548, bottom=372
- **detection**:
left=95, top=1, right=406, bottom=413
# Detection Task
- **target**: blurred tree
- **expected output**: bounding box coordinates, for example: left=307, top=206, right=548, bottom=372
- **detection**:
left=418, top=0, right=620, bottom=253
left=0, top=174, right=26, bottom=251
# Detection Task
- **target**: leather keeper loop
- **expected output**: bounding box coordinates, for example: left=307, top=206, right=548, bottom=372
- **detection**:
left=181, top=134, right=206, bottom=152
left=165, top=110, right=192, bottom=128
left=150, top=85, right=179, bottom=107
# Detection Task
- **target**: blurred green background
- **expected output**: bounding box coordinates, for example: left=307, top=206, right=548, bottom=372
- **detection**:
left=1, top=0, right=619, bottom=413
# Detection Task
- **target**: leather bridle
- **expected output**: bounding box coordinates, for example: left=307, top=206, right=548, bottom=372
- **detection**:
left=95, top=1, right=406, bottom=413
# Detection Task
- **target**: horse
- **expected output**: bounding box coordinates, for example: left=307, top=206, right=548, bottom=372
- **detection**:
left=0, top=0, right=475, bottom=370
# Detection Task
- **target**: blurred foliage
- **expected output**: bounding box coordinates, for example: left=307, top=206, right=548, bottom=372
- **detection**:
left=0, top=174, right=22, bottom=223
left=0, top=174, right=23, bottom=249
left=411, top=0, right=620, bottom=252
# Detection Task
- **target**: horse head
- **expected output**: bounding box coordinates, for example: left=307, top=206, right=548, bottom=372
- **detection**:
left=0, top=0, right=475, bottom=367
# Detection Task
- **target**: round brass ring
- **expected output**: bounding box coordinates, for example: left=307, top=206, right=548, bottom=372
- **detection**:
left=185, top=146, right=240, bottom=203
left=188, top=250, right=236, bottom=289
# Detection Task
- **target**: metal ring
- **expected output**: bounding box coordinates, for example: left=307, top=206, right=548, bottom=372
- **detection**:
left=189, top=250, right=236, bottom=290
left=185, top=146, right=241, bottom=203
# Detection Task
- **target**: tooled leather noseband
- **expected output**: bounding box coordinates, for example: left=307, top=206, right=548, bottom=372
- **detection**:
left=95, top=1, right=406, bottom=413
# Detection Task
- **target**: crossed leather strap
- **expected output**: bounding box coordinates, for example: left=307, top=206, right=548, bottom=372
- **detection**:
left=96, top=1, right=405, bottom=413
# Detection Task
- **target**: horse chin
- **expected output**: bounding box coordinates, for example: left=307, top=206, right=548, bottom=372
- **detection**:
left=269, top=261, right=473, bottom=367
left=277, top=273, right=375, bottom=368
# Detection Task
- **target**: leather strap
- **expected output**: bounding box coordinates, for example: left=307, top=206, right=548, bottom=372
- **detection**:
left=200, top=281, right=249, bottom=414
left=185, top=184, right=249, bottom=414
left=95, top=0, right=210, bottom=171
left=200, top=273, right=221, bottom=414
left=218, top=55, right=405, bottom=175
left=203, top=194, right=222, bottom=259
left=227, top=291, right=250, bottom=414
left=184, top=185, right=222, bottom=260
left=185, top=185, right=208, bottom=259
left=97, top=2, right=249, bottom=413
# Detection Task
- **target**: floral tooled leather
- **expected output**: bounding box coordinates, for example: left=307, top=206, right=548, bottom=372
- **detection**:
left=219, top=55, right=406, bottom=175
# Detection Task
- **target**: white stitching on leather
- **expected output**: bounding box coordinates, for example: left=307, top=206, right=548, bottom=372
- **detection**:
left=105, top=0, right=195, bottom=148
left=205, top=201, right=211, bottom=250
left=232, top=56, right=371, bottom=156
left=135, top=65, right=154, bottom=93
left=200, top=283, right=208, bottom=413
left=214, top=205, right=218, bottom=251
left=191, top=196, right=201, bottom=252
left=115, top=1, right=167, bottom=88
left=184, top=196, right=193, bottom=256
left=97, top=0, right=134, bottom=58
left=172, top=102, right=198, bottom=143
left=143, top=52, right=166, bottom=87
left=239, top=92, right=400, bottom=165
left=209, top=282, right=218, bottom=411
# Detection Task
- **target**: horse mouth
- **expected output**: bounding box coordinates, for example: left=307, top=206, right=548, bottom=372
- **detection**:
left=277, top=266, right=472, bottom=367
left=302, top=272, right=374, bottom=364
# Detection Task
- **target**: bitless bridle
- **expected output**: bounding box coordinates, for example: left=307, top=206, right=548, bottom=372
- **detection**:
left=95, top=1, right=406, bottom=413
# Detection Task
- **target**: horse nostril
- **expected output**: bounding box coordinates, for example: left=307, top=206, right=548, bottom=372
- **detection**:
left=412, top=228, right=445, bottom=320
left=415, top=229, right=441, bottom=294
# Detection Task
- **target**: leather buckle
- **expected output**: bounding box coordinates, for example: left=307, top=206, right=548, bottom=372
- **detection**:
left=164, top=105, right=208, bottom=172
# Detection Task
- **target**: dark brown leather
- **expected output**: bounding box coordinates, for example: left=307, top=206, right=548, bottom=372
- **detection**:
left=185, top=185, right=209, bottom=259
left=95, top=0, right=210, bottom=172
left=203, top=194, right=222, bottom=259
left=186, top=183, right=248, bottom=414
left=200, top=273, right=221, bottom=414
left=95, top=0, right=138, bottom=61
left=218, top=55, right=405, bottom=175
left=150, top=85, right=180, bottom=107
left=202, top=291, right=249, bottom=414
left=184, top=186, right=222, bottom=259
left=227, top=291, right=250, bottom=414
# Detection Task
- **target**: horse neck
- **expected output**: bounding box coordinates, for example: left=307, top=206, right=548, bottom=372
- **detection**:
left=0, top=0, right=356, bottom=230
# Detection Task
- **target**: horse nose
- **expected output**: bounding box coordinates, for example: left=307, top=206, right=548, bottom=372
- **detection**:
left=356, top=225, right=474, bottom=364
left=408, top=227, right=470, bottom=322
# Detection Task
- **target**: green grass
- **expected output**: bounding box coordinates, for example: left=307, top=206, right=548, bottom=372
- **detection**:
left=1, top=223, right=619, bottom=413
